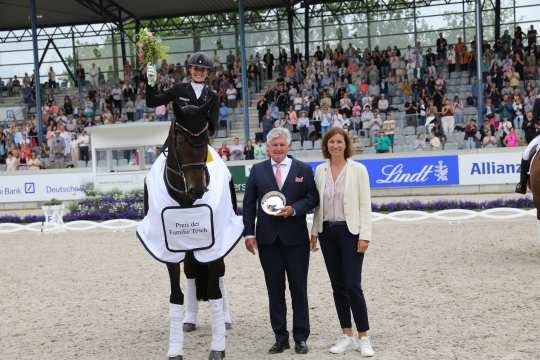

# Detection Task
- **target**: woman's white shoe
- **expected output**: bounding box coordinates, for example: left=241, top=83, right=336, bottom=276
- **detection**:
left=329, top=335, right=356, bottom=354
left=357, top=336, right=375, bottom=357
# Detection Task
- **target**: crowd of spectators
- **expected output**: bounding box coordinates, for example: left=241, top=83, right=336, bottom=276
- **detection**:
left=251, top=25, right=540, bottom=153
left=2, top=25, right=540, bottom=169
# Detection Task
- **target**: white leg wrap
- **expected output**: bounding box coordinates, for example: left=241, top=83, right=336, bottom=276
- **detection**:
left=209, top=299, right=226, bottom=351
left=183, top=278, right=198, bottom=324
left=219, top=277, right=232, bottom=324
left=168, top=304, right=184, bottom=357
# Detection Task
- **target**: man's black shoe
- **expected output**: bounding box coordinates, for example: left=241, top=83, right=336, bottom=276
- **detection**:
left=295, top=341, right=309, bottom=354
left=268, top=341, right=290, bottom=354
left=169, top=356, right=183, bottom=360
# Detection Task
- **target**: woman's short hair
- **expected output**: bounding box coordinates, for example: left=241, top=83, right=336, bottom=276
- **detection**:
left=266, top=127, right=291, bottom=145
left=321, top=127, right=353, bottom=159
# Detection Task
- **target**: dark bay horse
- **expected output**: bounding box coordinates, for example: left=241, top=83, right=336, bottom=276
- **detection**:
left=143, top=104, right=228, bottom=360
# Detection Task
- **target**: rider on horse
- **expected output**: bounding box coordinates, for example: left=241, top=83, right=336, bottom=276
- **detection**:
left=147, top=52, right=217, bottom=143
left=143, top=53, right=242, bottom=360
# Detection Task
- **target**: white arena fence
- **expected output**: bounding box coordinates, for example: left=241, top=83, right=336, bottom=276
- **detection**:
left=0, top=208, right=537, bottom=234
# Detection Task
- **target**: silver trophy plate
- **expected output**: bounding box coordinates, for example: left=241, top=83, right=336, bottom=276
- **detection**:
left=261, top=191, right=286, bottom=216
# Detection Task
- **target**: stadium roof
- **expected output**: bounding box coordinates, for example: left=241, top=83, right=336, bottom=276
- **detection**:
left=0, top=0, right=301, bottom=31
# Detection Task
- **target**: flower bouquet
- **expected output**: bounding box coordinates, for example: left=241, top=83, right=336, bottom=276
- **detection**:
left=136, top=27, right=168, bottom=69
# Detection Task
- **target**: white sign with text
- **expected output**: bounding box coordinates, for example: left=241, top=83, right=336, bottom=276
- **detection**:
left=161, top=205, right=215, bottom=252
left=458, top=152, right=521, bottom=185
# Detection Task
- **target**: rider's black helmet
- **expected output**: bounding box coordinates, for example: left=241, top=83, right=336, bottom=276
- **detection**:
left=188, top=52, right=213, bottom=69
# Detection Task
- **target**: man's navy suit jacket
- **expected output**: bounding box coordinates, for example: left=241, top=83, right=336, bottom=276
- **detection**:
left=243, top=157, right=319, bottom=246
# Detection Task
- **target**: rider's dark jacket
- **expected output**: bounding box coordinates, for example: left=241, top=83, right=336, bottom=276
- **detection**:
left=146, top=81, right=219, bottom=142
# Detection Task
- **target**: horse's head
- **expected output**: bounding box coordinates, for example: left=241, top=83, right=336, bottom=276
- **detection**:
left=168, top=104, right=210, bottom=201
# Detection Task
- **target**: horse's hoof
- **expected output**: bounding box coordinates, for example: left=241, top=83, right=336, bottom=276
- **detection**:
left=225, top=322, right=232, bottom=330
left=169, top=356, right=183, bottom=360
left=183, top=323, right=196, bottom=332
left=208, top=350, right=225, bottom=360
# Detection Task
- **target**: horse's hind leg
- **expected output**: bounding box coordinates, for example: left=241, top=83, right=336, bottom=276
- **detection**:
left=166, top=263, right=184, bottom=360
left=219, top=277, right=232, bottom=329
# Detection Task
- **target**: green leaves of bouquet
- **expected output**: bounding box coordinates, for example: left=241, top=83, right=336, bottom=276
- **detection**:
left=136, top=27, right=169, bottom=67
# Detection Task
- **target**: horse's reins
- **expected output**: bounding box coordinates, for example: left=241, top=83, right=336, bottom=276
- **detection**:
left=164, top=122, right=209, bottom=198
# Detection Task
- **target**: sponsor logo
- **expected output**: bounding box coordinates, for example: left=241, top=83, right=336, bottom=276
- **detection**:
left=24, top=182, right=35, bottom=194
left=469, top=161, right=520, bottom=175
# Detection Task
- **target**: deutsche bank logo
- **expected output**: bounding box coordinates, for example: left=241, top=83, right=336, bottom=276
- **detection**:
left=24, top=182, right=36, bottom=194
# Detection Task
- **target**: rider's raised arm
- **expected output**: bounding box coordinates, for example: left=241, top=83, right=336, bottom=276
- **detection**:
left=146, top=83, right=175, bottom=108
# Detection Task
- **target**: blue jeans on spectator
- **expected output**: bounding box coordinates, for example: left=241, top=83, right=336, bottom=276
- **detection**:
left=321, top=125, right=330, bottom=137
left=454, top=113, right=464, bottom=125
left=465, top=137, right=476, bottom=149
left=136, top=109, right=144, bottom=121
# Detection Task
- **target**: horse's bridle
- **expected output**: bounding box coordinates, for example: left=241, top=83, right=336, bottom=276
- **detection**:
left=164, top=121, right=209, bottom=198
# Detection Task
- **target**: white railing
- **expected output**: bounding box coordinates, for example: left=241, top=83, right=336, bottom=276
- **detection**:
left=0, top=208, right=536, bottom=234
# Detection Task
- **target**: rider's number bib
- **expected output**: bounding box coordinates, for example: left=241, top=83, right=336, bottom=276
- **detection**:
left=161, top=205, right=215, bottom=252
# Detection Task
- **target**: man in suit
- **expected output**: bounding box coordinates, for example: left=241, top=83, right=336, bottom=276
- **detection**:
left=243, top=127, right=319, bottom=355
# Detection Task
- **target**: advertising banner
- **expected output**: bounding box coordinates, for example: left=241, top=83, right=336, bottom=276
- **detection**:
left=458, top=152, right=521, bottom=185
left=0, top=173, right=92, bottom=202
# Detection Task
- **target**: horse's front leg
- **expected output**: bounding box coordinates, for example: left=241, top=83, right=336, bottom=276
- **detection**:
left=166, top=263, right=184, bottom=360
left=208, top=264, right=226, bottom=360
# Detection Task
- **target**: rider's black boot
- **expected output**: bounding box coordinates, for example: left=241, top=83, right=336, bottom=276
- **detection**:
left=515, top=158, right=530, bottom=194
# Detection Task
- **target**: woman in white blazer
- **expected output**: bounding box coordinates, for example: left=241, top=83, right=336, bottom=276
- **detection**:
left=310, top=127, right=374, bottom=357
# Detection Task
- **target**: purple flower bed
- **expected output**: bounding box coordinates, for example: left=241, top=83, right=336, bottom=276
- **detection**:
left=0, top=196, right=534, bottom=224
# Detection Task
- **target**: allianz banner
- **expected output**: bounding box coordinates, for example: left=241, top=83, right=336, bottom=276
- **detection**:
left=458, top=152, right=521, bottom=185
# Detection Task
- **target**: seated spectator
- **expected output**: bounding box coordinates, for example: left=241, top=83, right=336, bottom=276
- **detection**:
left=414, top=133, right=426, bottom=151
left=125, top=98, right=135, bottom=122
left=404, top=95, right=418, bottom=128
left=464, top=119, right=478, bottom=150
left=5, top=150, right=19, bottom=171
left=217, top=142, right=231, bottom=160
left=377, top=94, right=389, bottom=114
left=503, top=127, right=519, bottom=147
left=498, top=116, right=513, bottom=145
left=229, top=137, right=244, bottom=161
left=482, top=129, right=498, bottom=148
left=27, top=151, right=42, bottom=170
left=253, top=138, right=267, bottom=160
left=373, top=130, right=391, bottom=153
left=368, top=110, right=383, bottom=138
left=243, top=139, right=255, bottom=160
left=429, top=132, right=442, bottom=150
left=382, top=114, right=396, bottom=152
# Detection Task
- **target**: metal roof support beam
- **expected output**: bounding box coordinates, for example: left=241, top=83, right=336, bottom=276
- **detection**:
left=475, top=0, right=484, bottom=125
left=48, top=39, right=76, bottom=83
left=304, top=1, right=310, bottom=62
left=38, top=39, right=53, bottom=69
left=119, top=21, right=127, bottom=68
left=73, top=0, right=136, bottom=44
left=135, top=19, right=141, bottom=70
left=494, top=0, right=501, bottom=40
left=29, top=0, right=43, bottom=145
left=238, top=0, right=250, bottom=143
left=286, top=1, right=295, bottom=60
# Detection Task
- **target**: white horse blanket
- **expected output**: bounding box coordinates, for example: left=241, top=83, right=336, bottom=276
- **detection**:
left=137, top=146, right=244, bottom=263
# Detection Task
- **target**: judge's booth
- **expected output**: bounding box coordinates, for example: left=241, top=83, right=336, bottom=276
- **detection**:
left=86, top=122, right=169, bottom=191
